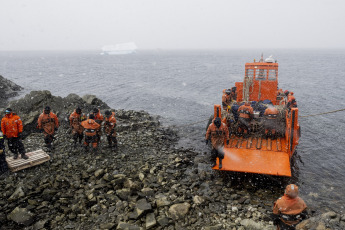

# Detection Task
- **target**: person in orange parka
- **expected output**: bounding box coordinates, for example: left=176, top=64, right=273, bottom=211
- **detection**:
left=92, top=108, right=104, bottom=144
left=37, top=106, right=59, bottom=150
left=205, top=117, right=229, bottom=169
left=264, top=105, right=279, bottom=138
left=273, top=184, right=308, bottom=230
left=69, top=107, right=86, bottom=147
left=81, top=114, right=100, bottom=152
left=222, top=89, right=232, bottom=110
left=237, top=101, right=254, bottom=137
left=104, top=110, right=117, bottom=151
left=1, top=108, right=28, bottom=159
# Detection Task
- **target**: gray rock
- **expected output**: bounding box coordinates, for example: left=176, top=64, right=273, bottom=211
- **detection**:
left=145, top=213, right=157, bottom=229
left=240, top=219, right=274, bottom=230
left=157, top=216, right=169, bottom=227
left=7, top=207, right=35, bottom=226
left=8, top=186, right=25, bottom=201
left=116, top=221, right=141, bottom=230
left=155, top=194, right=171, bottom=207
left=168, top=202, right=191, bottom=220
left=204, top=224, right=223, bottom=230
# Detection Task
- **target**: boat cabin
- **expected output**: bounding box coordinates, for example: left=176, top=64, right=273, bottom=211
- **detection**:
left=235, top=57, right=279, bottom=104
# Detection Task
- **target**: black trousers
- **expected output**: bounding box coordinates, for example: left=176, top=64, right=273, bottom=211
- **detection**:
left=73, top=133, right=83, bottom=143
left=211, top=147, right=224, bottom=163
left=0, top=140, right=8, bottom=173
left=8, top=137, right=26, bottom=155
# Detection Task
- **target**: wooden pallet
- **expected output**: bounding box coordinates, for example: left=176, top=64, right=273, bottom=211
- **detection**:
left=6, top=149, right=50, bottom=172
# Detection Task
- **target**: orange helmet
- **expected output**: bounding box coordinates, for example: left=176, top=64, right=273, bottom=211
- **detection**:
left=285, top=184, right=299, bottom=198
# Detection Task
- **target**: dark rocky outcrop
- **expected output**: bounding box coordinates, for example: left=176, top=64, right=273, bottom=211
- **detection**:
left=0, top=75, right=23, bottom=108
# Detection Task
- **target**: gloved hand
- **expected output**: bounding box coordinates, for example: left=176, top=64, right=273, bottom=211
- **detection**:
left=39, top=129, right=43, bottom=133
left=3, top=135, right=7, bottom=139
left=55, top=128, right=58, bottom=132
left=17, top=133, right=22, bottom=139
left=205, top=139, right=209, bottom=145
left=227, top=105, right=231, bottom=110
left=226, top=140, right=229, bottom=145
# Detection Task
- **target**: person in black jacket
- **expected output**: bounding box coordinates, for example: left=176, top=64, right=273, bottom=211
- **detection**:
left=0, top=131, right=9, bottom=173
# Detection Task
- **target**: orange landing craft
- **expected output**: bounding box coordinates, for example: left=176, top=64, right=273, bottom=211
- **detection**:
left=209, top=55, right=300, bottom=177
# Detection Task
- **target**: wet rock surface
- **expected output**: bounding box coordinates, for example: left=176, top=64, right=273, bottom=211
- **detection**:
left=0, top=90, right=343, bottom=229
left=0, top=75, right=23, bottom=108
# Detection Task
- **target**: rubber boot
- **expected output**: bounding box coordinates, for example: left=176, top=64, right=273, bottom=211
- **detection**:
left=218, top=158, right=223, bottom=169
left=13, top=154, right=18, bottom=160
left=21, top=153, right=29, bottom=160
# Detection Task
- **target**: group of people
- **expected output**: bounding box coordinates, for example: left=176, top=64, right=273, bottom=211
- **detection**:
left=0, top=106, right=118, bottom=167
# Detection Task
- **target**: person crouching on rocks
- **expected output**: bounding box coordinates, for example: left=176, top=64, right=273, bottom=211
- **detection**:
left=1, top=108, right=28, bottom=160
left=69, top=107, right=86, bottom=147
left=273, top=184, right=308, bottom=230
left=0, top=132, right=9, bottom=173
left=205, top=117, right=229, bottom=169
left=104, top=110, right=117, bottom=151
left=37, top=106, right=59, bottom=150
left=81, top=114, right=100, bottom=153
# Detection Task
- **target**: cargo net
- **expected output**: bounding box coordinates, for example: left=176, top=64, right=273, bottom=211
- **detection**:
left=222, top=101, right=286, bottom=138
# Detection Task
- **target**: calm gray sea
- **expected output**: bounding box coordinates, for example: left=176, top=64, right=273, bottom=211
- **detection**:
left=1, top=50, right=345, bottom=213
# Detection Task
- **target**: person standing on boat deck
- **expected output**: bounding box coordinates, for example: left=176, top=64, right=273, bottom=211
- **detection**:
left=287, top=92, right=297, bottom=111
left=273, top=184, right=308, bottom=230
left=264, top=106, right=279, bottom=139
left=237, top=101, right=254, bottom=137
left=222, top=89, right=232, bottom=110
left=104, top=110, right=118, bottom=151
left=205, top=117, right=229, bottom=169
left=0, top=132, right=9, bottom=173
left=69, top=107, right=86, bottom=147
left=37, top=106, right=59, bottom=150
left=1, top=108, right=28, bottom=159
left=81, top=114, right=100, bottom=153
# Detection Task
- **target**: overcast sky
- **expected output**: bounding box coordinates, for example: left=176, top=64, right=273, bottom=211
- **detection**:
left=1, top=0, right=345, bottom=51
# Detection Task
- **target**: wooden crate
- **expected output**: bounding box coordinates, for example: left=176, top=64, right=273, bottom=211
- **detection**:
left=6, top=149, right=50, bottom=172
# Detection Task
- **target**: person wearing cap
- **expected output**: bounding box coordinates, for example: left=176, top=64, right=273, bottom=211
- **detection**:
left=273, top=184, right=308, bottom=229
left=104, top=110, right=117, bottom=151
left=37, top=106, right=59, bottom=150
left=237, top=101, right=254, bottom=137
left=1, top=108, right=28, bottom=159
left=205, top=117, right=229, bottom=169
left=0, top=131, right=9, bottom=172
left=69, top=107, right=86, bottom=147
left=81, top=114, right=100, bottom=152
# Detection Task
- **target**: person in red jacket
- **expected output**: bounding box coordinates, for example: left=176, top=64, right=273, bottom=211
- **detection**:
left=69, top=107, right=86, bottom=147
left=237, top=102, right=254, bottom=137
left=1, top=108, right=28, bottom=159
left=104, top=110, right=118, bottom=151
left=205, top=117, right=229, bottom=169
left=37, top=106, right=59, bottom=150
left=273, top=184, right=308, bottom=229
left=81, top=114, right=100, bottom=152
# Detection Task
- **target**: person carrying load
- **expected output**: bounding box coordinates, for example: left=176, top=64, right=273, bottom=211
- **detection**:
left=104, top=110, right=118, bottom=151
left=273, top=184, right=308, bottom=230
left=205, top=117, right=229, bottom=169
left=264, top=106, right=279, bottom=139
left=81, top=114, right=100, bottom=153
left=1, top=108, right=28, bottom=159
left=237, top=101, right=253, bottom=137
left=37, top=106, right=59, bottom=150
left=69, top=107, right=86, bottom=147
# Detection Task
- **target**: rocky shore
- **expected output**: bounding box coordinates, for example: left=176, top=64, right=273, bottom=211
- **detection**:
left=0, top=86, right=344, bottom=229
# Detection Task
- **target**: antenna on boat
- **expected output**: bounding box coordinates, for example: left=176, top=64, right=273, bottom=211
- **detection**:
left=260, top=53, right=264, bottom=62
